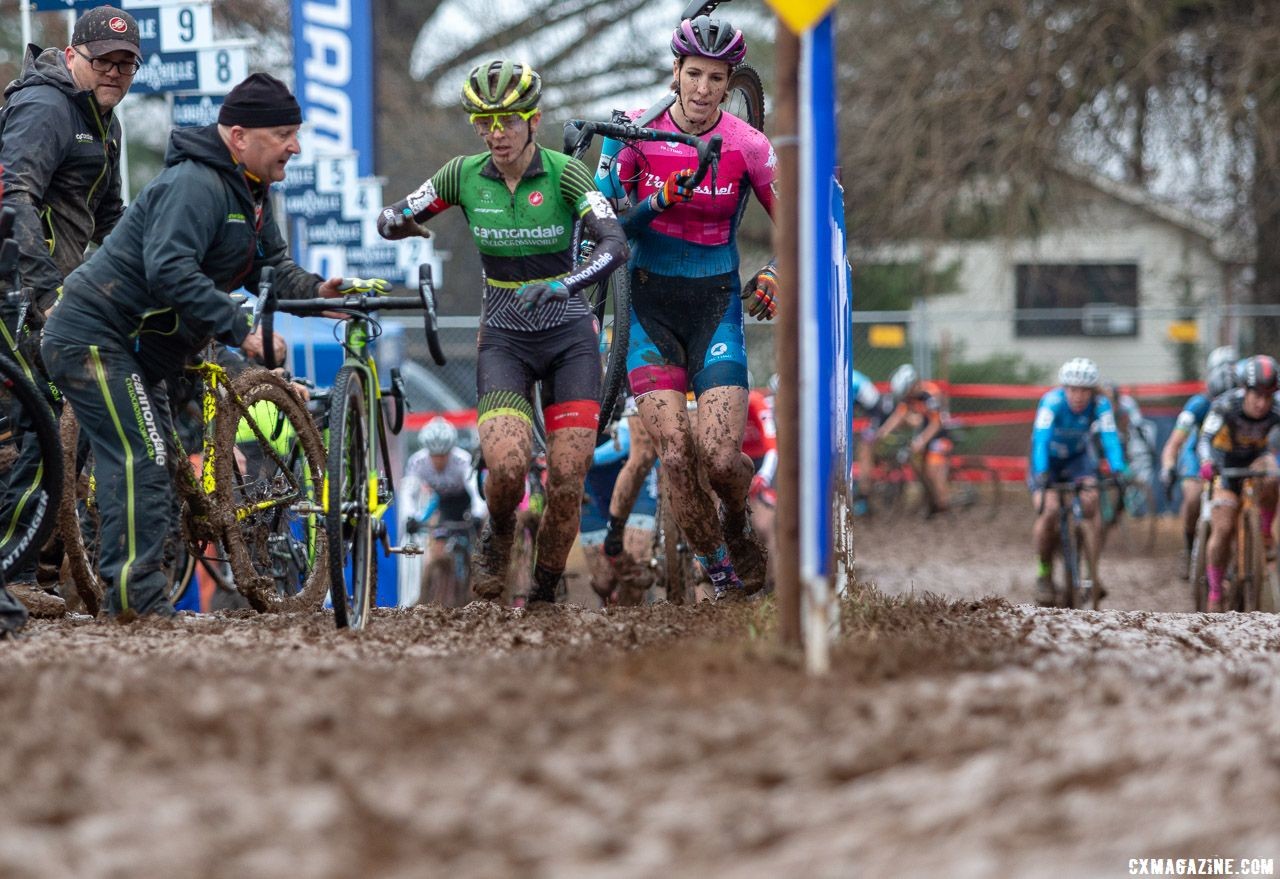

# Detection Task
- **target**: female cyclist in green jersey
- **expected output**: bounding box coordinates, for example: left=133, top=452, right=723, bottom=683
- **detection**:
left=378, top=60, right=629, bottom=604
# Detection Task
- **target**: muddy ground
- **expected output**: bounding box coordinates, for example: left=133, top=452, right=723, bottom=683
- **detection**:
left=3, top=504, right=1280, bottom=877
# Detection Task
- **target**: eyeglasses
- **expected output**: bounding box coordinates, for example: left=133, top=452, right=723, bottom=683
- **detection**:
left=73, top=47, right=141, bottom=76
left=469, top=108, right=538, bottom=135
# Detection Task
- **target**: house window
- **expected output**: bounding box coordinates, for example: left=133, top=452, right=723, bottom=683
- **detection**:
left=1014, top=263, right=1139, bottom=337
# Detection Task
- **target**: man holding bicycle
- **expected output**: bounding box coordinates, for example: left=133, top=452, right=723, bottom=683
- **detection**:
left=41, top=73, right=353, bottom=618
left=1195, top=355, right=1280, bottom=612
left=377, top=60, right=629, bottom=605
left=1029, top=358, right=1128, bottom=607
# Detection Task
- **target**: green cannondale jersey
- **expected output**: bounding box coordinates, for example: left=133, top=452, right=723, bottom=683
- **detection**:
left=403, top=146, right=628, bottom=332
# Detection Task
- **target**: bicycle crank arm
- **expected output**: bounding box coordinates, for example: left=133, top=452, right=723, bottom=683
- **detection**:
left=387, top=542, right=423, bottom=556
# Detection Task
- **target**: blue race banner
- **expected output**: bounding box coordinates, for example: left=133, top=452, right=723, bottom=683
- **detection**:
left=800, top=13, right=843, bottom=583
left=290, top=0, right=375, bottom=177
left=171, top=92, right=223, bottom=127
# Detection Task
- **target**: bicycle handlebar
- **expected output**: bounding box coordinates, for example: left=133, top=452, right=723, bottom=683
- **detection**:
left=254, top=266, right=278, bottom=369
left=417, top=263, right=447, bottom=367
left=256, top=264, right=445, bottom=367
left=267, top=294, right=427, bottom=316
left=1213, top=467, right=1268, bottom=479
left=1035, top=476, right=1124, bottom=514
left=563, top=119, right=722, bottom=190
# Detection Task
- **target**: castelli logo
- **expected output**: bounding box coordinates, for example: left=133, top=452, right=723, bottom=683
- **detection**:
left=528, top=191, right=543, bottom=207
left=109, top=16, right=128, bottom=32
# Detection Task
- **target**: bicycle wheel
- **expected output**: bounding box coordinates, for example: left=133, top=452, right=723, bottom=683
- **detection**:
left=57, top=407, right=101, bottom=614
left=0, top=350, right=61, bottom=584
left=452, top=539, right=473, bottom=607
left=508, top=517, right=537, bottom=605
left=725, top=64, right=766, bottom=131
left=657, top=468, right=695, bottom=604
left=164, top=541, right=198, bottom=606
left=1190, top=518, right=1211, bottom=612
left=1058, top=508, right=1081, bottom=609
left=216, top=370, right=329, bottom=614
left=325, top=366, right=377, bottom=629
left=1239, top=506, right=1264, bottom=612
left=597, top=269, right=631, bottom=442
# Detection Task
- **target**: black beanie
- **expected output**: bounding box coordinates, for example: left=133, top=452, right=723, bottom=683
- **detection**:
left=218, top=73, right=302, bottom=128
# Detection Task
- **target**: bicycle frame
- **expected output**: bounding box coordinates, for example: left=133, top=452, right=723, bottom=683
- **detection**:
left=338, top=320, right=393, bottom=526
left=185, top=357, right=311, bottom=527
left=1194, top=467, right=1270, bottom=612
left=1040, top=480, right=1108, bottom=609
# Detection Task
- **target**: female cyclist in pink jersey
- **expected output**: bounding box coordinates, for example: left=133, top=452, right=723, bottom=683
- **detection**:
left=602, top=15, right=779, bottom=600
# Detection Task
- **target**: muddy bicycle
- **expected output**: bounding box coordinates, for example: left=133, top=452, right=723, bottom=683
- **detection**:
left=259, top=263, right=443, bottom=629
left=59, top=342, right=330, bottom=616
left=0, top=207, right=64, bottom=589
left=1189, top=468, right=1271, bottom=613
left=1038, top=479, right=1120, bottom=610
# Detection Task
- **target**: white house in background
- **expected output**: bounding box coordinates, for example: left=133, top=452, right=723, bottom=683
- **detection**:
left=856, top=164, right=1249, bottom=384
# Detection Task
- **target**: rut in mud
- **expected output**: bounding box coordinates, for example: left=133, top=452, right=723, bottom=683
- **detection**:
left=2, top=505, right=1278, bottom=877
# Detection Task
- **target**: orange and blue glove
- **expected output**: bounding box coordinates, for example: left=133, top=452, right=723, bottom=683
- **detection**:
left=741, top=263, right=778, bottom=321
left=651, top=168, right=697, bottom=211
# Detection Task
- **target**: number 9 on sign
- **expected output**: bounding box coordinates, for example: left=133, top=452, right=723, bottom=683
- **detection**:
left=159, top=4, right=214, bottom=52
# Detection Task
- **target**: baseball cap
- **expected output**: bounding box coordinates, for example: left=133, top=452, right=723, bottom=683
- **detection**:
left=72, top=6, right=141, bottom=60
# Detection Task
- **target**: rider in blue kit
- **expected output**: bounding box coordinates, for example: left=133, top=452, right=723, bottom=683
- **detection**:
left=1029, top=357, right=1128, bottom=606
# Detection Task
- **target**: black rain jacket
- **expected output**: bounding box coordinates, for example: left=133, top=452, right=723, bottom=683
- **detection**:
left=0, top=45, right=125, bottom=306
left=46, top=123, right=321, bottom=381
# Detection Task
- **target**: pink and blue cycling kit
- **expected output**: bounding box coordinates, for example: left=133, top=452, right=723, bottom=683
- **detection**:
left=615, top=108, right=776, bottom=397
left=615, top=108, right=776, bottom=276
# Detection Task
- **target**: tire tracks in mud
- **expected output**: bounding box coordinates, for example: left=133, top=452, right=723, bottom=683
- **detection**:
left=3, top=510, right=1280, bottom=876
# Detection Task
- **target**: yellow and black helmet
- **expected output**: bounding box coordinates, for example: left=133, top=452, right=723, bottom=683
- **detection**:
left=461, top=59, right=542, bottom=114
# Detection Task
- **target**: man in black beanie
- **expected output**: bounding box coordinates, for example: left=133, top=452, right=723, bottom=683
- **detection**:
left=38, top=71, right=377, bottom=621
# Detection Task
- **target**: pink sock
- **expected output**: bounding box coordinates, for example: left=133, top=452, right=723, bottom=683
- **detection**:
left=1207, top=564, right=1225, bottom=602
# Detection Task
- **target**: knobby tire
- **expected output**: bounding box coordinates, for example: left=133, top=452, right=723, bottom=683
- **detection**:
left=726, top=64, right=766, bottom=132
left=215, top=370, right=329, bottom=613
left=325, top=366, right=377, bottom=629
left=0, top=350, right=62, bottom=584
left=597, top=269, right=631, bottom=442
left=1190, top=518, right=1211, bottom=612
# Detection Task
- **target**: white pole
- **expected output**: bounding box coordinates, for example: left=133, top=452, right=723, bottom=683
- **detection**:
left=21, top=1, right=32, bottom=55
left=117, top=111, right=131, bottom=205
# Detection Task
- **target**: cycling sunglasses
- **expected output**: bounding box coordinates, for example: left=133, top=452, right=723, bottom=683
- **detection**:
left=469, top=108, right=539, bottom=135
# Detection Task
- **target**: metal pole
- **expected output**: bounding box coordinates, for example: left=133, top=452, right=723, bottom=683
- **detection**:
left=117, top=111, right=131, bottom=205
left=774, top=21, right=802, bottom=651
left=21, top=1, right=32, bottom=56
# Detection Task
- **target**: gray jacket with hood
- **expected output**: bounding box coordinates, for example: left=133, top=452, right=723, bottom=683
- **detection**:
left=0, top=45, right=125, bottom=307
left=46, top=122, right=322, bottom=381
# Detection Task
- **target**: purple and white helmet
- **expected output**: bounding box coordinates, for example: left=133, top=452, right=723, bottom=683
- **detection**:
left=670, top=15, right=746, bottom=67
